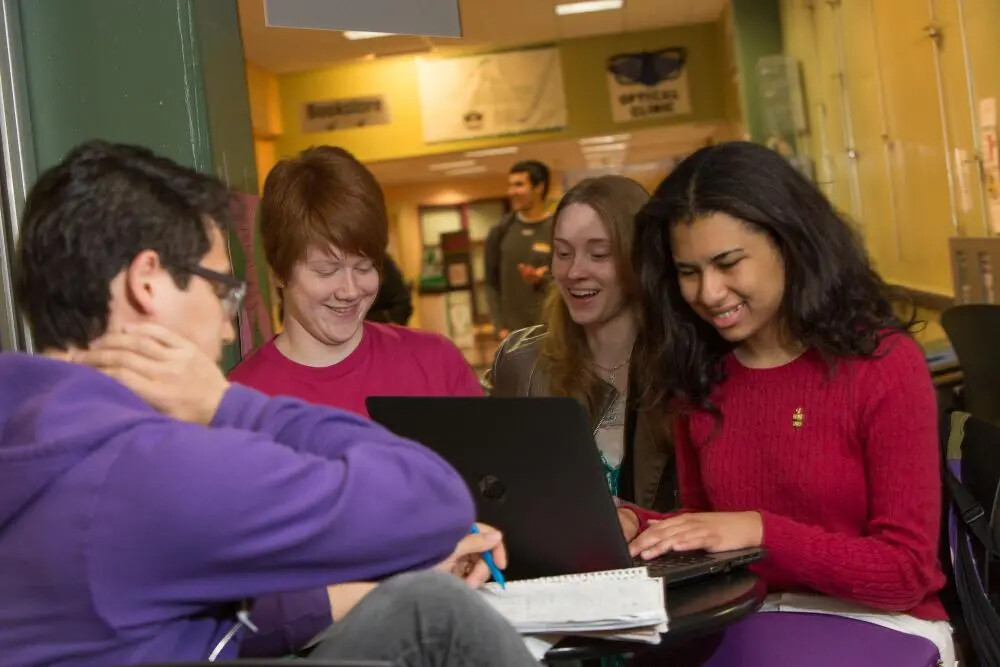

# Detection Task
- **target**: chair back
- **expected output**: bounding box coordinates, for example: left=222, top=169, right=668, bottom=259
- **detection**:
left=941, top=304, right=1000, bottom=424
left=940, top=411, right=1000, bottom=665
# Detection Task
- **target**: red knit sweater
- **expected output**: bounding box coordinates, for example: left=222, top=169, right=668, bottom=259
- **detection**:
left=632, top=334, right=947, bottom=620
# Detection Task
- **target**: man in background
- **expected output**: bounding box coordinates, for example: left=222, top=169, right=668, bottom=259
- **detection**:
left=484, top=160, right=554, bottom=339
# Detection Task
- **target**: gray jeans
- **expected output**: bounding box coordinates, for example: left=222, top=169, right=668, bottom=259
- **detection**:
left=303, top=570, right=539, bottom=666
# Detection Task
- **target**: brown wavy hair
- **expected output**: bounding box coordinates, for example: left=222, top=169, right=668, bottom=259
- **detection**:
left=539, top=175, right=649, bottom=418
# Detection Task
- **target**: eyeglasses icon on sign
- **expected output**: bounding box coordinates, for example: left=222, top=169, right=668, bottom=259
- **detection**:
left=606, top=48, right=687, bottom=87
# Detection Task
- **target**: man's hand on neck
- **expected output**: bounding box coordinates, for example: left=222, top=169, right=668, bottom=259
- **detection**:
left=71, top=323, right=229, bottom=425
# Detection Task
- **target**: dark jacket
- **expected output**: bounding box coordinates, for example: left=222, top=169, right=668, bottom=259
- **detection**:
left=484, top=214, right=512, bottom=298
left=367, top=255, right=413, bottom=326
left=485, top=326, right=678, bottom=511
left=483, top=213, right=514, bottom=331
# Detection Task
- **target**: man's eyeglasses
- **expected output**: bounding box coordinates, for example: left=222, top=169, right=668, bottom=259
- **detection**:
left=184, top=264, right=246, bottom=319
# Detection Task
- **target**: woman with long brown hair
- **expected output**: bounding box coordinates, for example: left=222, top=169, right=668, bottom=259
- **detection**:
left=488, top=174, right=676, bottom=511
left=622, top=142, right=953, bottom=665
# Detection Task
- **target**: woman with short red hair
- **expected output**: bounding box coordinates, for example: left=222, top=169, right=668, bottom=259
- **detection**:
left=229, top=146, right=483, bottom=657
left=231, top=146, right=481, bottom=416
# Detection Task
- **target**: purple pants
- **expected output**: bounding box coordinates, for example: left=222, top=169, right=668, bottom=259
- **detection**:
left=695, top=612, right=941, bottom=667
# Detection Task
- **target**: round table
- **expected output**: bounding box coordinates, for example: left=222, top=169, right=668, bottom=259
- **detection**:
left=543, top=570, right=766, bottom=663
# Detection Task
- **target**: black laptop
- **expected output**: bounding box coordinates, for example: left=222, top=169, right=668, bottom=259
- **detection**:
left=366, top=396, right=763, bottom=584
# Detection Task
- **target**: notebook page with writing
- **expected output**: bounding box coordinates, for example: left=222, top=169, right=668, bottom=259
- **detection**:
left=480, top=567, right=667, bottom=642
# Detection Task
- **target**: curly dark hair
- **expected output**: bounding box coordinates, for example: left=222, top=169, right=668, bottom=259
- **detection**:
left=15, top=140, right=233, bottom=351
left=633, top=141, right=916, bottom=416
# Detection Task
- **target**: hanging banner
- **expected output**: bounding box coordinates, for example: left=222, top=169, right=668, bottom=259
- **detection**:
left=417, top=47, right=568, bottom=143
left=606, top=47, right=692, bottom=123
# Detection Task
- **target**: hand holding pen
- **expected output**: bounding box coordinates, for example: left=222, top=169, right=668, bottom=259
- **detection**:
left=436, top=522, right=508, bottom=589
left=470, top=523, right=507, bottom=589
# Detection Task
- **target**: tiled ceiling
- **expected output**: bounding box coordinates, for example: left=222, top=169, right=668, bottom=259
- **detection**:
left=366, top=121, right=724, bottom=186
left=238, top=0, right=727, bottom=73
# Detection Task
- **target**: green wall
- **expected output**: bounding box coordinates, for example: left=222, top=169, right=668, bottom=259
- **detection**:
left=730, top=0, right=785, bottom=144
left=192, top=0, right=258, bottom=194
left=22, top=1, right=201, bottom=172
left=18, top=0, right=258, bottom=369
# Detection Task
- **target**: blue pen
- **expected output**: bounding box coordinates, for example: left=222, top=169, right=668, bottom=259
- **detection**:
left=470, top=524, right=506, bottom=589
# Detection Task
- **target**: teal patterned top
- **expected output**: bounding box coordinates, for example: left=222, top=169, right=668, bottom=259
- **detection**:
left=595, top=389, right=626, bottom=498
left=600, top=450, right=621, bottom=497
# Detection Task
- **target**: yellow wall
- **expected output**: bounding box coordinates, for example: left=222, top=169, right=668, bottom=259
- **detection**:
left=245, top=62, right=283, bottom=192
left=716, top=1, right=746, bottom=141
left=916, top=309, right=946, bottom=344
left=272, top=23, right=728, bottom=163
left=781, top=0, right=1000, bottom=304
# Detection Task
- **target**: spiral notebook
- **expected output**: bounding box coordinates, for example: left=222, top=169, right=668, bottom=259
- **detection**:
left=479, top=567, right=668, bottom=644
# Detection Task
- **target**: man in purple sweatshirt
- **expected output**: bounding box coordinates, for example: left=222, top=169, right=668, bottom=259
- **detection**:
left=0, top=141, right=537, bottom=666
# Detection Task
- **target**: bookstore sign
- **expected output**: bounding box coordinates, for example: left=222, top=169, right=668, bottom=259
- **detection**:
left=301, top=96, right=390, bottom=133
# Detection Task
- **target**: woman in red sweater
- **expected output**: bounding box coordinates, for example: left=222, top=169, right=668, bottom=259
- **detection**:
left=621, top=142, right=953, bottom=664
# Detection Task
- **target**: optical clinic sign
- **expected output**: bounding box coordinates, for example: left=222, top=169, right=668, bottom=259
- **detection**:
left=606, top=48, right=692, bottom=123
left=301, top=96, right=390, bottom=133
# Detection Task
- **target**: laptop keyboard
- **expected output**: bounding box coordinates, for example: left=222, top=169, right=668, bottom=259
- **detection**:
left=633, top=550, right=714, bottom=577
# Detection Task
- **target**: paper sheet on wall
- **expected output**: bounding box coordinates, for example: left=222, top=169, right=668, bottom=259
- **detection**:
left=416, top=48, right=567, bottom=143
left=980, top=98, right=1000, bottom=234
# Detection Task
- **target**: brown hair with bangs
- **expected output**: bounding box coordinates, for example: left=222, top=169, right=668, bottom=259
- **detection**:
left=260, top=145, right=387, bottom=283
left=539, top=175, right=649, bottom=418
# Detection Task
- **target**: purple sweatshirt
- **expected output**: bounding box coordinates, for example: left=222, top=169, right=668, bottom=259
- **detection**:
left=0, top=353, right=474, bottom=666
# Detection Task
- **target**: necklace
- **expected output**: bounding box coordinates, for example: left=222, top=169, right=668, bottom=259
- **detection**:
left=591, top=331, right=636, bottom=386
left=595, top=356, right=630, bottom=386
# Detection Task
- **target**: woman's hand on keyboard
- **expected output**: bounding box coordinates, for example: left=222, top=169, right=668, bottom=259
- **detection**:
left=629, top=511, right=762, bottom=560
left=617, top=507, right=641, bottom=542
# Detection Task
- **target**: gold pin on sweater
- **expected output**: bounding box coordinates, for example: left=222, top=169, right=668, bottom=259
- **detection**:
left=792, top=407, right=805, bottom=429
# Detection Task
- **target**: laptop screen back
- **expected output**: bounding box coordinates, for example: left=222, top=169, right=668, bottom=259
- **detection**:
left=366, top=396, right=632, bottom=580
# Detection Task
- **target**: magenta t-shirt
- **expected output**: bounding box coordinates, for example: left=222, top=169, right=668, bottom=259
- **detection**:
left=229, top=322, right=483, bottom=416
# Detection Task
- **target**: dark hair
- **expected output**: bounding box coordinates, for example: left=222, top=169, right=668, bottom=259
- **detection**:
left=15, top=140, right=232, bottom=351
left=633, top=141, right=915, bottom=416
left=261, top=145, right=387, bottom=283
left=509, top=160, right=551, bottom=198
